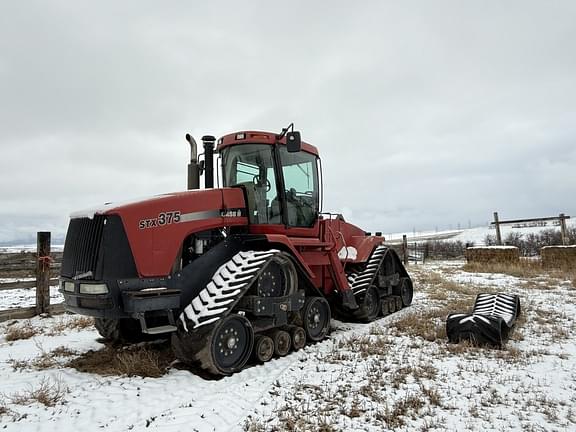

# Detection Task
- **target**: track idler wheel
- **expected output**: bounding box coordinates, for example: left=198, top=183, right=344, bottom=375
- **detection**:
left=196, top=314, right=254, bottom=375
left=387, top=297, right=397, bottom=314
left=289, top=326, right=306, bottom=351
left=381, top=299, right=390, bottom=316
left=252, top=335, right=274, bottom=363
left=394, top=277, right=414, bottom=307
left=271, top=329, right=291, bottom=357
left=302, top=297, right=331, bottom=342
left=355, top=285, right=381, bottom=322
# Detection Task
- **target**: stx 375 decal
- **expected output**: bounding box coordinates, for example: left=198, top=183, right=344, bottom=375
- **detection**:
left=138, top=211, right=181, bottom=229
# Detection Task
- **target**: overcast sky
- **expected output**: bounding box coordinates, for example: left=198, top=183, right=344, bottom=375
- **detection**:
left=1, top=1, right=575, bottom=244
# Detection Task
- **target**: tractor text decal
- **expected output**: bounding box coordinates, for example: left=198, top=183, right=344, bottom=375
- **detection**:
left=138, top=211, right=181, bottom=229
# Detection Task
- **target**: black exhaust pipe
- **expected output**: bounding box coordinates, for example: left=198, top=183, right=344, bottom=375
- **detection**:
left=202, top=135, right=215, bottom=189
left=185, top=134, right=200, bottom=190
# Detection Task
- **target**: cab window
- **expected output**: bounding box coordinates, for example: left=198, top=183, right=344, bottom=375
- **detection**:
left=221, top=144, right=278, bottom=224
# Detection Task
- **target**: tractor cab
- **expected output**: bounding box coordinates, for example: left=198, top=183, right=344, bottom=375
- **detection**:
left=217, top=131, right=321, bottom=231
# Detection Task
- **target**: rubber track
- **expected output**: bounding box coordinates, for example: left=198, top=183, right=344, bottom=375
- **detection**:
left=446, top=293, right=521, bottom=346
left=348, top=245, right=389, bottom=296
left=179, top=250, right=278, bottom=331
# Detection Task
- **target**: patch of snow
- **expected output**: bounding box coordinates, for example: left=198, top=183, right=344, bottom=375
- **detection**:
left=467, top=246, right=518, bottom=250
left=338, top=246, right=358, bottom=260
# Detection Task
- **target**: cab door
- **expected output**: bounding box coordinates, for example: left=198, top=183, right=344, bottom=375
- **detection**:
left=277, top=146, right=320, bottom=238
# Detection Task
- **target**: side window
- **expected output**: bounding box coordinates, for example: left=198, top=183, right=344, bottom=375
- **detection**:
left=280, top=148, right=319, bottom=227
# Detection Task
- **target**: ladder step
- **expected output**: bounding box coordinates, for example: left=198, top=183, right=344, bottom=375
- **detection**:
left=142, top=324, right=177, bottom=335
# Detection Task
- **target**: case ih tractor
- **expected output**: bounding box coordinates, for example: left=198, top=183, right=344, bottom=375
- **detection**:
left=59, top=125, right=413, bottom=375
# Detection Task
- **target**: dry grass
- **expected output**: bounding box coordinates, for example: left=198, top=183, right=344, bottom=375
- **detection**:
left=243, top=416, right=266, bottom=432
left=463, top=260, right=575, bottom=285
left=66, top=342, right=173, bottom=378
left=391, top=295, right=471, bottom=342
left=3, top=316, right=95, bottom=343
left=9, top=376, right=68, bottom=407
left=0, top=401, right=9, bottom=417
left=335, top=334, right=394, bottom=358
left=463, top=260, right=543, bottom=278
left=390, top=364, right=438, bottom=388
left=46, top=316, right=94, bottom=336
left=4, top=321, right=39, bottom=341
left=375, top=392, right=429, bottom=429
left=10, top=346, right=78, bottom=371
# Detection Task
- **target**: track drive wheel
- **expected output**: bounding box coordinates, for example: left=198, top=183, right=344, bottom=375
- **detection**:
left=302, top=297, right=331, bottom=342
left=394, top=277, right=414, bottom=307
left=197, top=314, right=254, bottom=375
left=252, top=335, right=274, bottom=363
left=255, top=254, right=297, bottom=297
left=356, top=286, right=381, bottom=322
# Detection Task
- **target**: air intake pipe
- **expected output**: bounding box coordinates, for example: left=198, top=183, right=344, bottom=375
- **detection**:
left=202, top=135, right=215, bottom=189
left=185, top=134, right=200, bottom=190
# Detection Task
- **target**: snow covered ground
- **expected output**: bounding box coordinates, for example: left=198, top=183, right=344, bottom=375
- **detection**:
left=385, top=218, right=576, bottom=246
left=0, top=278, right=62, bottom=310
left=1, top=261, right=575, bottom=431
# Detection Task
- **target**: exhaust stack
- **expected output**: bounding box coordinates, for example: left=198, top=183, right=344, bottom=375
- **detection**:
left=185, top=134, right=200, bottom=190
left=202, top=135, right=215, bottom=189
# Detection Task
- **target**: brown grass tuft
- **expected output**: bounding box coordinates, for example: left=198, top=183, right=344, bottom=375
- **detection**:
left=9, top=376, right=68, bottom=407
left=10, top=346, right=79, bottom=371
left=66, top=342, right=173, bottom=378
left=4, top=321, right=39, bottom=341
left=334, top=334, right=394, bottom=359
left=46, top=316, right=95, bottom=336
left=0, top=402, right=9, bottom=417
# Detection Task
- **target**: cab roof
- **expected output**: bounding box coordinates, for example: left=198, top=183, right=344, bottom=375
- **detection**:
left=216, top=131, right=319, bottom=156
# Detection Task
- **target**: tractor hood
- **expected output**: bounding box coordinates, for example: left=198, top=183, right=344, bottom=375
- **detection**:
left=67, top=188, right=247, bottom=277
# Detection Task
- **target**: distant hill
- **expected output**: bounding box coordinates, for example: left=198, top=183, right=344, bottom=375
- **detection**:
left=385, top=218, right=575, bottom=246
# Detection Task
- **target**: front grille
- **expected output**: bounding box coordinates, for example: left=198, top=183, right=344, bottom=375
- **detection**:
left=61, top=216, right=105, bottom=279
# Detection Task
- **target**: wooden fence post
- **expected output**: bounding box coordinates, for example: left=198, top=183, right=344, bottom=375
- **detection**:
left=36, top=232, right=51, bottom=315
left=493, top=212, right=502, bottom=245
left=559, top=213, right=567, bottom=245
left=402, top=234, right=408, bottom=265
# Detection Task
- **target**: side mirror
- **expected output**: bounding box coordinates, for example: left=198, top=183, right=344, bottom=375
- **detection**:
left=286, top=131, right=302, bottom=153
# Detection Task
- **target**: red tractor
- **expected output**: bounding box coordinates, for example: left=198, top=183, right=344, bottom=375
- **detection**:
left=59, top=125, right=413, bottom=375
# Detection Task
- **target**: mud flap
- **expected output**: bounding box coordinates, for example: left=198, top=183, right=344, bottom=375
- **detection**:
left=446, top=293, right=521, bottom=347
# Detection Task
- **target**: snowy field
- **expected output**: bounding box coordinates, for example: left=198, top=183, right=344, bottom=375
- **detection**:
left=1, top=261, right=575, bottom=431
left=385, top=218, right=576, bottom=246
left=0, top=278, right=62, bottom=310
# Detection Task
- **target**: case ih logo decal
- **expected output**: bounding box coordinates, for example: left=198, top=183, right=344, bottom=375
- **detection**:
left=220, top=209, right=244, bottom=217
left=138, top=211, right=181, bottom=229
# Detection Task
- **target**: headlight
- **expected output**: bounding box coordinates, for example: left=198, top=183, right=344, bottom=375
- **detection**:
left=64, top=282, right=75, bottom=292
left=79, top=283, right=109, bottom=294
